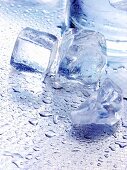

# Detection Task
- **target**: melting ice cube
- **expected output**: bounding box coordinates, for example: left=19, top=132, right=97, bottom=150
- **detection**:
left=57, top=28, right=107, bottom=88
left=10, top=27, right=58, bottom=79
left=70, top=78, right=123, bottom=125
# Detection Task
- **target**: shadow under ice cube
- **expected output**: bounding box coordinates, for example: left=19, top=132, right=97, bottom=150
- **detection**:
left=10, top=27, right=58, bottom=77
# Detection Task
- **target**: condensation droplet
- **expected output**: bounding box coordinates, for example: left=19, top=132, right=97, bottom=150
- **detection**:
left=25, top=154, right=33, bottom=160
left=123, top=135, right=127, bottom=139
left=43, top=97, right=52, bottom=104
left=115, top=141, right=127, bottom=148
left=28, top=118, right=38, bottom=126
left=52, top=81, right=63, bottom=89
left=39, top=111, right=52, bottom=117
left=109, top=144, right=116, bottom=151
left=45, top=130, right=56, bottom=138
left=53, top=115, right=59, bottom=124
left=122, top=120, right=127, bottom=128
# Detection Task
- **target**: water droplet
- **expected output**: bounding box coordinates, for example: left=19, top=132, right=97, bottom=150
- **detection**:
left=25, top=154, right=33, bottom=160
left=61, top=139, right=67, bottom=144
left=113, top=164, right=117, bottom=168
left=97, top=163, right=101, bottom=167
left=109, top=144, right=116, bottom=151
left=98, top=157, right=103, bottom=163
left=104, top=154, right=109, bottom=158
left=28, top=118, right=38, bottom=126
left=12, top=87, right=20, bottom=93
left=45, top=130, right=56, bottom=138
left=123, top=135, right=127, bottom=139
left=39, top=111, right=52, bottom=117
left=104, top=149, right=109, bottom=153
left=122, top=120, right=127, bottom=128
left=52, top=82, right=63, bottom=89
left=12, top=153, right=23, bottom=158
left=71, top=147, right=81, bottom=152
left=53, top=115, right=59, bottom=124
left=33, top=146, right=40, bottom=151
left=12, top=158, right=23, bottom=168
left=81, top=89, right=90, bottom=97
left=3, top=151, right=13, bottom=157
left=43, top=97, right=52, bottom=104
left=115, top=141, right=127, bottom=148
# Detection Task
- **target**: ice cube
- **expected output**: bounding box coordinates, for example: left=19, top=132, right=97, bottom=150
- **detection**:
left=97, top=78, right=123, bottom=113
left=56, top=28, right=107, bottom=88
left=10, top=27, right=58, bottom=78
left=70, top=94, right=98, bottom=125
left=70, top=78, right=123, bottom=125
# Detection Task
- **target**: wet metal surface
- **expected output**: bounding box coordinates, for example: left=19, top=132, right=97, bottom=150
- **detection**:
left=0, top=1, right=127, bottom=169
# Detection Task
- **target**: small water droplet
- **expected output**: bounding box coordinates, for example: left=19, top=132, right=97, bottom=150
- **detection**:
left=98, top=157, right=103, bottom=163
left=104, top=149, right=109, bottom=153
left=28, top=118, right=38, bottom=126
left=12, top=158, right=23, bottom=168
left=123, top=135, right=127, bottom=139
left=122, top=120, right=127, bottom=128
left=3, top=151, right=13, bottom=157
left=45, top=130, right=56, bottom=138
left=12, top=153, right=23, bottom=158
left=39, top=111, right=52, bottom=117
left=61, top=139, right=67, bottom=144
left=12, top=87, right=20, bottom=93
left=53, top=115, right=59, bottom=124
left=43, top=97, right=52, bottom=104
left=71, top=147, right=81, bottom=152
left=104, top=154, right=109, bottom=158
left=97, top=163, right=101, bottom=167
left=115, top=141, right=127, bottom=148
left=33, top=146, right=40, bottom=151
left=35, top=156, right=40, bottom=160
left=81, top=89, right=90, bottom=97
left=113, top=164, right=117, bottom=168
left=52, top=82, right=63, bottom=89
left=96, top=147, right=100, bottom=150
left=25, top=154, right=33, bottom=160
left=109, top=144, right=116, bottom=151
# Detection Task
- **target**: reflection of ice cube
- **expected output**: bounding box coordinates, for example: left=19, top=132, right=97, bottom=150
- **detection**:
left=71, top=78, right=123, bottom=126
left=10, top=27, right=58, bottom=77
left=57, top=29, right=107, bottom=88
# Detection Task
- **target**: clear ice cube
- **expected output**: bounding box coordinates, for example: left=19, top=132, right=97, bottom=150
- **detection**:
left=57, top=28, right=107, bottom=88
left=70, top=78, right=123, bottom=125
left=10, top=27, right=58, bottom=77
left=97, top=78, right=123, bottom=113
